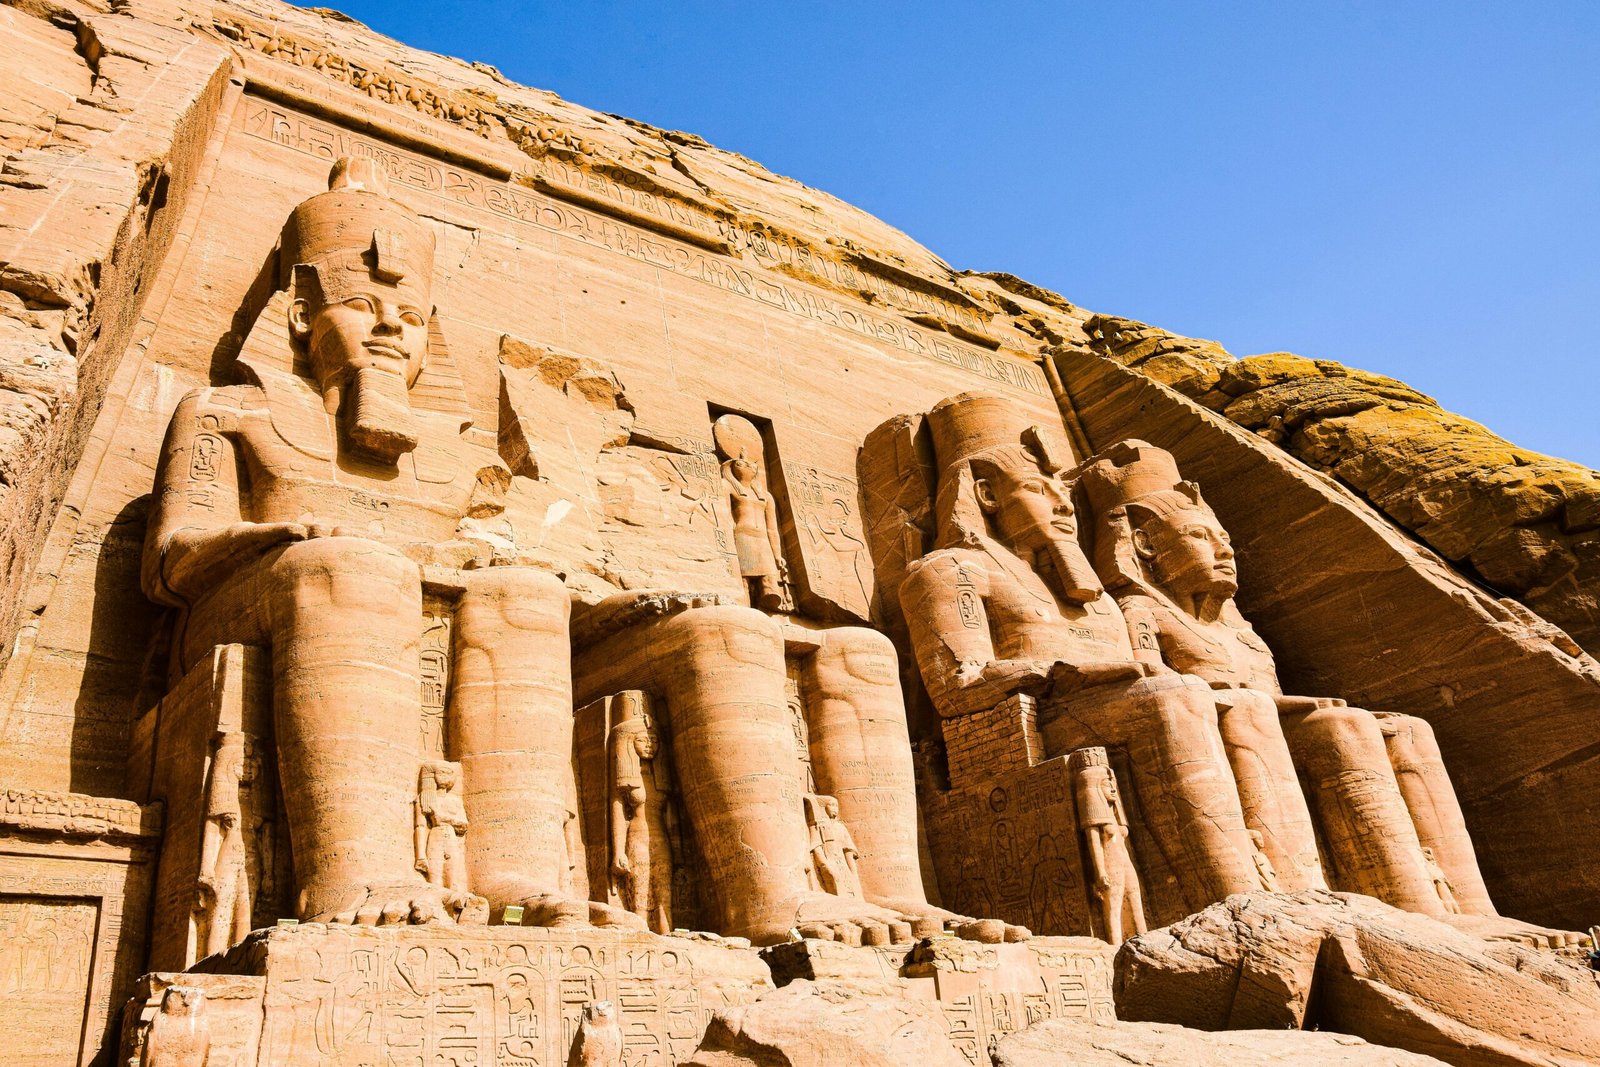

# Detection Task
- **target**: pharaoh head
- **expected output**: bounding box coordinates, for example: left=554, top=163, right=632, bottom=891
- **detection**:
left=925, top=393, right=1099, bottom=601
left=1080, top=440, right=1237, bottom=607
left=283, top=157, right=436, bottom=461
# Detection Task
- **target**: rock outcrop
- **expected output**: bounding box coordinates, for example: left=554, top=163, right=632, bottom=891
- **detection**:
left=992, top=1019, right=1449, bottom=1067
left=1084, top=313, right=1600, bottom=659
left=1114, top=891, right=1600, bottom=1067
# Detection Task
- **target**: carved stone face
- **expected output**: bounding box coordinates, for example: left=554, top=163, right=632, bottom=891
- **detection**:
left=1135, top=507, right=1237, bottom=600
left=432, top=764, right=457, bottom=791
left=634, top=730, right=658, bottom=759
left=974, top=453, right=1075, bottom=551
left=294, top=282, right=429, bottom=395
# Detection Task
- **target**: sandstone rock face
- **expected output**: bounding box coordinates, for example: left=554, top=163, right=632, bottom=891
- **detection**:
left=686, top=979, right=969, bottom=1067
left=1085, top=314, right=1600, bottom=660
left=1114, top=891, right=1600, bottom=1067
left=0, top=0, right=1596, bottom=1064
left=992, top=1018, right=1449, bottom=1067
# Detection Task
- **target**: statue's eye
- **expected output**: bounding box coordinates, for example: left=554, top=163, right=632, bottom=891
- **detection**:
left=399, top=308, right=425, bottom=328
left=342, top=296, right=375, bottom=313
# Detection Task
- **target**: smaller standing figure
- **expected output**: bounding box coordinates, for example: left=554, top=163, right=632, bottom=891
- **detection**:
left=1249, top=829, right=1281, bottom=892
left=195, top=731, right=274, bottom=959
left=1422, top=846, right=1461, bottom=915
left=568, top=1000, right=623, bottom=1067
left=414, top=761, right=470, bottom=893
left=803, top=794, right=863, bottom=900
left=1071, top=748, right=1147, bottom=946
left=714, top=413, right=793, bottom=613
left=608, top=693, right=675, bottom=934
left=140, top=986, right=211, bottom=1067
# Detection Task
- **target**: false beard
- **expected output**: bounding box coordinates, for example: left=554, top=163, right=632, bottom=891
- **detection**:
left=1035, top=537, right=1104, bottom=605
left=340, top=365, right=419, bottom=463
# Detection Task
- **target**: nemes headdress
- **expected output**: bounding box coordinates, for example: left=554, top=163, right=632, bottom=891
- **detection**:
left=280, top=156, right=435, bottom=302
left=1077, top=440, right=1210, bottom=592
left=926, top=392, right=1072, bottom=549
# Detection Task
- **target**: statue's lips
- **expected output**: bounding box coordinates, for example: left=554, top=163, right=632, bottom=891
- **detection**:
left=361, top=340, right=409, bottom=360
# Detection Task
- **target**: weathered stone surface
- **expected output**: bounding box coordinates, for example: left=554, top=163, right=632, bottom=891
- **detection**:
left=1114, top=892, right=1600, bottom=1067
left=1058, top=354, right=1600, bottom=928
left=1084, top=316, right=1600, bottom=661
left=686, top=979, right=968, bottom=1067
left=0, top=2, right=1593, bottom=1065
left=992, top=1018, right=1449, bottom=1067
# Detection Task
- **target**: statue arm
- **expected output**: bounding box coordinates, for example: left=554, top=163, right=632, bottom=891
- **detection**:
left=609, top=791, right=630, bottom=875
left=762, top=490, right=788, bottom=576
left=143, top=389, right=305, bottom=606
left=901, top=555, right=1050, bottom=717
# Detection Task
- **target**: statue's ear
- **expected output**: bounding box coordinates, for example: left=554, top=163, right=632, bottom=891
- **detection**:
left=973, top=473, right=999, bottom=514
left=288, top=264, right=321, bottom=341
left=1131, top=524, right=1157, bottom=560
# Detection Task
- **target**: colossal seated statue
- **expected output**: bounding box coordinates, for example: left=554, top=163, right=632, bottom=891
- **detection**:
left=142, top=158, right=631, bottom=932
left=1078, top=440, right=1496, bottom=917
left=570, top=413, right=1023, bottom=946
left=898, top=392, right=1274, bottom=911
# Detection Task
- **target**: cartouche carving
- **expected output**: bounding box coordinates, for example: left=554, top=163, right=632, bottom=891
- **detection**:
left=1070, top=748, right=1146, bottom=946
left=714, top=413, right=794, bottom=613
left=142, top=158, right=629, bottom=931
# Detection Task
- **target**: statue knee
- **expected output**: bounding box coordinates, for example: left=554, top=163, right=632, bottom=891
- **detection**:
left=659, top=604, right=783, bottom=666
left=459, top=566, right=568, bottom=634
left=273, top=535, right=415, bottom=584
left=816, top=626, right=900, bottom=687
left=1297, top=705, right=1388, bottom=764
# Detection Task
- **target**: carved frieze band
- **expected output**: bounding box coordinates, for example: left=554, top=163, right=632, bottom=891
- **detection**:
left=1, top=789, right=163, bottom=840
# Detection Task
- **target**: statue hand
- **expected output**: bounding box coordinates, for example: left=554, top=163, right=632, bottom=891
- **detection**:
left=1047, top=660, right=1145, bottom=695
left=610, top=856, right=631, bottom=876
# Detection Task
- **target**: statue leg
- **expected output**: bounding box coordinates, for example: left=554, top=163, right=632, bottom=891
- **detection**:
left=266, top=537, right=470, bottom=924
left=1374, top=712, right=1496, bottom=916
left=450, top=566, right=640, bottom=929
left=803, top=625, right=1024, bottom=940
left=1045, top=675, right=1259, bottom=910
left=1213, top=689, right=1327, bottom=891
left=1281, top=705, right=1441, bottom=914
left=576, top=604, right=904, bottom=946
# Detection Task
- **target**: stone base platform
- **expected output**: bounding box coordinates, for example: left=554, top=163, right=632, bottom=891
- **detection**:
left=119, top=926, right=1114, bottom=1066
left=120, top=923, right=773, bottom=1066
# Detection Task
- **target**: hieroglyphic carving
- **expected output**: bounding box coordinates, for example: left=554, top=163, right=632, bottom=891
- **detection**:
left=788, top=464, right=873, bottom=620
left=212, top=12, right=497, bottom=136
left=899, top=939, right=1114, bottom=1065
left=922, top=755, right=1093, bottom=938
left=237, top=104, right=1048, bottom=397
left=419, top=609, right=451, bottom=759
left=230, top=925, right=773, bottom=1066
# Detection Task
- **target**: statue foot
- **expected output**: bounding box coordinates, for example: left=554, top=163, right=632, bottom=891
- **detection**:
left=872, top=895, right=1031, bottom=944
left=1440, top=913, right=1591, bottom=950
left=789, top=893, right=911, bottom=947
left=310, top=882, right=488, bottom=926
left=489, top=884, right=648, bottom=932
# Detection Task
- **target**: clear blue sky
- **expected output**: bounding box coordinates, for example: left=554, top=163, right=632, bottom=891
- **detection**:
left=323, top=1, right=1600, bottom=467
